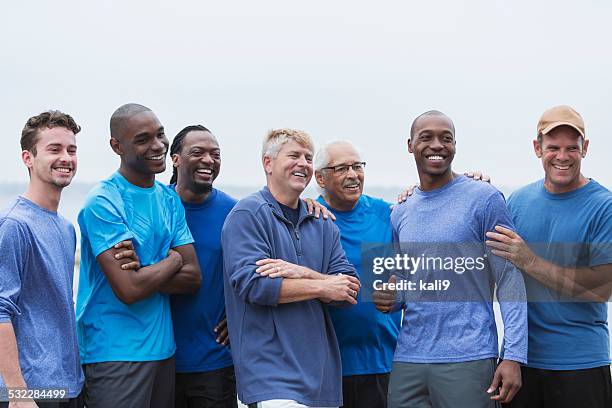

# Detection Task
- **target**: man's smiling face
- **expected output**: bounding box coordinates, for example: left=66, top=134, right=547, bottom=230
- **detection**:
left=116, top=110, right=169, bottom=176
left=535, top=125, right=589, bottom=193
left=268, top=140, right=313, bottom=196
left=26, top=126, right=77, bottom=189
left=409, top=114, right=456, bottom=177
left=173, top=130, right=221, bottom=194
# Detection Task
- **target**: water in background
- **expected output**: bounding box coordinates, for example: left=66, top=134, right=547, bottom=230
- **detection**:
left=1, top=182, right=611, bottom=355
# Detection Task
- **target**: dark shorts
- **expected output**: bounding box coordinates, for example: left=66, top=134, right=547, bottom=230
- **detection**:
left=341, top=372, right=390, bottom=408
left=83, top=357, right=175, bottom=408
left=175, top=365, right=238, bottom=408
left=388, top=359, right=500, bottom=408
left=503, top=365, right=612, bottom=408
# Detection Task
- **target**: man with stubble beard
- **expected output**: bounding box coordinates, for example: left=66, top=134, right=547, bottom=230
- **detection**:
left=169, top=125, right=238, bottom=408
left=1, top=111, right=85, bottom=408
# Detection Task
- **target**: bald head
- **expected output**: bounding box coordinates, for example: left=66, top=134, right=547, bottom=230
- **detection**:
left=110, top=103, right=152, bottom=139
left=410, top=110, right=455, bottom=139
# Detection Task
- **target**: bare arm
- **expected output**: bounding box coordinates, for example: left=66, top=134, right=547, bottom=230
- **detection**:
left=486, top=226, right=612, bottom=302
left=160, top=244, right=202, bottom=294
left=97, top=247, right=183, bottom=305
left=255, top=259, right=361, bottom=304
left=278, top=274, right=360, bottom=304
left=278, top=278, right=326, bottom=303
left=523, top=259, right=611, bottom=302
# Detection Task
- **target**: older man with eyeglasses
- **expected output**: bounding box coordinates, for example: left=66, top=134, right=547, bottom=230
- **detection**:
left=314, top=141, right=402, bottom=408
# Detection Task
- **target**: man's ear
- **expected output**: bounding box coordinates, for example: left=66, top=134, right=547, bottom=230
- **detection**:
left=315, top=170, right=325, bottom=189
left=21, top=150, right=33, bottom=169
left=110, top=137, right=122, bottom=155
left=533, top=139, right=542, bottom=158
left=581, top=139, right=589, bottom=158
left=262, top=155, right=273, bottom=175
left=171, top=153, right=179, bottom=168
left=407, top=138, right=414, bottom=154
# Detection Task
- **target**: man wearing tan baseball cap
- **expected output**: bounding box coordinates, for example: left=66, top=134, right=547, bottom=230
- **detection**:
left=486, top=105, right=612, bottom=407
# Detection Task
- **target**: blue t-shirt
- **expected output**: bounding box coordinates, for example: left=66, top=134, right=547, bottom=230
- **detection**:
left=508, top=179, right=612, bottom=370
left=0, top=197, right=84, bottom=399
left=170, top=187, right=237, bottom=373
left=391, top=175, right=528, bottom=364
left=317, top=194, right=401, bottom=376
left=76, top=172, right=194, bottom=364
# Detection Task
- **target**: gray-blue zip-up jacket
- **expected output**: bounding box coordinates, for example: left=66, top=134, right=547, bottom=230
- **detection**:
left=221, top=187, right=357, bottom=407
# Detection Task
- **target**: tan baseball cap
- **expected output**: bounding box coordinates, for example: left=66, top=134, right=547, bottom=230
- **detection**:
left=537, top=105, right=585, bottom=138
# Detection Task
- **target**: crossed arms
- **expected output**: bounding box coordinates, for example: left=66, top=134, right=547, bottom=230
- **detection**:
left=97, top=240, right=201, bottom=304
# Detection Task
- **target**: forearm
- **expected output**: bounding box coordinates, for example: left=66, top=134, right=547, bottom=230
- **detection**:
left=525, top=257, right=611, bottom=302
left=122, top=254, right=182, bottom=302
left=278, top=279, right=324, bottom=304
left=289, top=269, right=355, bottom=305
left=0, top=322, right=27, bottom=388
left=160, top=263, right=201, bottom=294
left=304, top=268, right=330, bottom=280
left=498, top=301, right=528, bottom=364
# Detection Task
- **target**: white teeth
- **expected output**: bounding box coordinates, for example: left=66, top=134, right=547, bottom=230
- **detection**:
left=345, top=184, right=359, bottom=188
left=54, top=168, right=71, bottom=173
left=293, top=172, right=306, bottom=177
left=553, top=164, right=570, bottom=170
left=147, top=155, right=164, bottom=160
left=196, top=169, right=213, bottom=174
left=427, top=155, right=444, bottom=161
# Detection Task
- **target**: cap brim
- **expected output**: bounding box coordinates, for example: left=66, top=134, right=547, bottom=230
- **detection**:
left=541, top=121, right=585, bottom=138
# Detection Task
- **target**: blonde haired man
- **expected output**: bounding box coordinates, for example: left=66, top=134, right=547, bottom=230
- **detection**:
left=222, top=129, right=360, bottom=408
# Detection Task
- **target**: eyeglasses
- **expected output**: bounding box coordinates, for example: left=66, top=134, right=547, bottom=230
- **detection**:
left=320, top=162, right=366, bottom=175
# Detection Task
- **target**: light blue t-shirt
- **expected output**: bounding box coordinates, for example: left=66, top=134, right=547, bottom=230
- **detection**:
left=391, top=175, right=528, bottom=364
left=76, top=172, right=194, bottom=364
left=0, top=197, right=84, bottom=399
left=317, top=194, right=401, bottom=376
left=508, top=179, right=612, bottom=370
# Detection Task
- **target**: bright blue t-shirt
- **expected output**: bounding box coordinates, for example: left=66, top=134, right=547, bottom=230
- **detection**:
left=508, top=179, right=612, bottom=370
left=317, top=194, right=401, bottom=376
left=76, top=172, right=194, bottom=364
left=170, top=187, right=237, bottom=373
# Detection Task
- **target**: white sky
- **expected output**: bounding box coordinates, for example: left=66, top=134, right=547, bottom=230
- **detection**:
left=2, top=0, right=611, bottom=189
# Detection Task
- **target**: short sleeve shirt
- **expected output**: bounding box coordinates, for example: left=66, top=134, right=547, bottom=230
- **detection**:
left=76, top=172, right=193, bottom=364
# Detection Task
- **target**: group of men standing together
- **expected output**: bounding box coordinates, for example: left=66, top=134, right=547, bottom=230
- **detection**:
left=0, top=103, right=610, bottom=408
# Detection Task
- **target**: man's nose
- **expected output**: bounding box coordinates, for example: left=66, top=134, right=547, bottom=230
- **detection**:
left=346, top=165, right=358, bottom=177
left=152, top=138, right=165, bottom=151
left=59, top=149, right=71, bottom=163
left=556, top=149, right=570, bottom=161
left=429, top=138, right=444, bottom=150
left=201, top=153, right=214, bottom=164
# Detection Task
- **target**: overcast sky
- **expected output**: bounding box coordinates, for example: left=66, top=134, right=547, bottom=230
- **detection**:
left=2, top=0, right=610, bottom=190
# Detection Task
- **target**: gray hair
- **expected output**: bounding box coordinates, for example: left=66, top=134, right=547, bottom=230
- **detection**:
left=314, top=140, right=363, bottom=194
left=314, top=140, right=362, bottom=171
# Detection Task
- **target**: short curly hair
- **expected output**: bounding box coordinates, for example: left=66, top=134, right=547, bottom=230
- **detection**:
left=21, top=110, right=81, bottom=155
